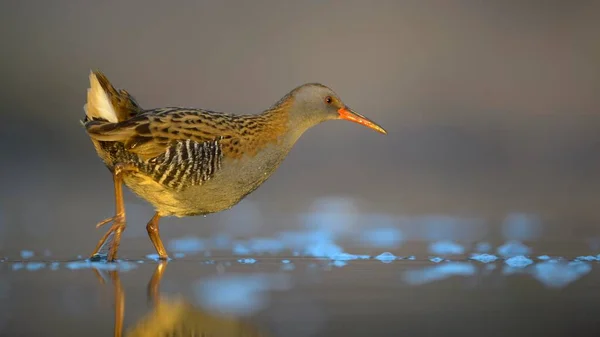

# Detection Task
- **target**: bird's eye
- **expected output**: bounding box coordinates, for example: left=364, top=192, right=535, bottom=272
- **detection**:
left=325, top=96, right=333, bottom=104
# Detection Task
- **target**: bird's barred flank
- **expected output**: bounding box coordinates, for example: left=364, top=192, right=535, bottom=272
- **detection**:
left=148, top=138, right=223, bottom=191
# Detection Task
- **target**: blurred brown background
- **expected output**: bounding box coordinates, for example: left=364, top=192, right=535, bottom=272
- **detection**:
left=1, top=0, right=599, bottom=257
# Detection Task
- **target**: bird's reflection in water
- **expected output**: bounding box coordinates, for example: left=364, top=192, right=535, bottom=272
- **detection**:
left=94, top=262, right=268, bottom=337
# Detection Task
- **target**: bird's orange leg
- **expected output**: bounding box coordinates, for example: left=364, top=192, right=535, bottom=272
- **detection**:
left=90, top=163, right=139, bottom=262
left=146, top=212, right=169, bottom=260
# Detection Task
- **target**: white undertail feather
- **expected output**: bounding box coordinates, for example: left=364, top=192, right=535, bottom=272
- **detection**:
left=84, top=71, right=118, bottom=123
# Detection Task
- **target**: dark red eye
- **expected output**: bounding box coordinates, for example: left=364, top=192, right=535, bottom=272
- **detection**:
left=325, top=96, right=333, bottom=104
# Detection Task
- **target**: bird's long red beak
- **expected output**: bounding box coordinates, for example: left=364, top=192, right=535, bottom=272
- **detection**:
left=338, top=107, right=387, bottom=135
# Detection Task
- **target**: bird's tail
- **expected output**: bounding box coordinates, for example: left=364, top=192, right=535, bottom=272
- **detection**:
left=82, top=70, right=142, bottom=125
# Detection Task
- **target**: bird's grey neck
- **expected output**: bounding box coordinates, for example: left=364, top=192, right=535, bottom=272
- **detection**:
left=285, top=109, right=330, bottom=144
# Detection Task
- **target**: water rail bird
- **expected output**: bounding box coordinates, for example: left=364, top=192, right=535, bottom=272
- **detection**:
left=82, top=70, right=387, bottom=261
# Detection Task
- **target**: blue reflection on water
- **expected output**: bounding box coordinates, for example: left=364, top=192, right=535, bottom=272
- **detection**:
left=25, top=262, right=45, bottom=271
left=302, top=197, right=357, bottom=236
left=303, top=240, right=344, bottom=259
left=475, top=242, right=492, bottom=253
left=167, top=237, right=205, bottom=254
left=429, top=257, right=444, bottom=263
left=501, top=213, right=542, bottom=241
left=232, top=242, right=252, bottom=255
left=360, top=225, right=403, bottom=248
left=146, top=254, right=173, bottom=262
left=575, top=255, right=599, bottom=262
left=233, top=237, right=286, bottom=255
left=428, top=241, right=465, bottom=255
left=247, top=238, right=286, bottom=254
left=238, top=258, right=257, bottom=264
left=64, top=260, right=138, bottom=271
left=20, top=250, right=34, bottom=259
left=331, top=260, right=348, bottom=268
left=497, top=240, right=531, bottom=257
left=211, top=234, right=232, bottom=249
left=331, top=253, right=370, bottom=261
left=403, top=262, right=476, bottom=285
left=194, top=273, right=292, bottom=315
left=533, top=261, right=592, bottom=288
left=411, top=215, right=486, bottom=242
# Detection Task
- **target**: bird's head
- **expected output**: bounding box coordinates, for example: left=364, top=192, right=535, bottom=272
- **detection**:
left=285, top=83, right=387, bottom=135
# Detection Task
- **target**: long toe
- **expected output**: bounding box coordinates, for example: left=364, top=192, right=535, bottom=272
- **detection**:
left=106, top=221, right=127, bottom=262
left=96, top=216, right=116, bottom=228
left=96, top=213, right=125, bottom=228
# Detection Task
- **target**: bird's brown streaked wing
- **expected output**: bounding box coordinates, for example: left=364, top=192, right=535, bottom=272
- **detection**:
left=85, top=110, right=237, bottom=161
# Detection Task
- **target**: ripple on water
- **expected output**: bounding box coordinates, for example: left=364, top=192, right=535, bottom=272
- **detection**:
left=375, top=252, right=396, bottom=263
left=20, top=250, right=34, bottom=259
left=25, top=262, right=45, bottom=271
left=470, top=253, right=498, bottom=263
left=238, top=258, right=257, bottom=264
left=504, top=255, right=533, bottom=268
left=533, top=261, right=592, bottom=288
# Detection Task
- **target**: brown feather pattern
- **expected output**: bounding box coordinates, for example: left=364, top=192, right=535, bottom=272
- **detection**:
left=86, top=104, right=290, bottom=161
left=84, top=95, right=291, bottom=191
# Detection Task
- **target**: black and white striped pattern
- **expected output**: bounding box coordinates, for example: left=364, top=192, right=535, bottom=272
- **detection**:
left=147, top=137, right=223, bottom=190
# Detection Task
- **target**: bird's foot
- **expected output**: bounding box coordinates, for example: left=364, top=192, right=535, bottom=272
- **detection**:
left=90, top=214, right=127, bottom=262
left=89, top=253, right=108, bottom=262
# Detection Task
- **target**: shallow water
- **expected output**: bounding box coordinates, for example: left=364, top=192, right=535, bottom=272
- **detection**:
left=2, top=240, right=600, bottom=337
